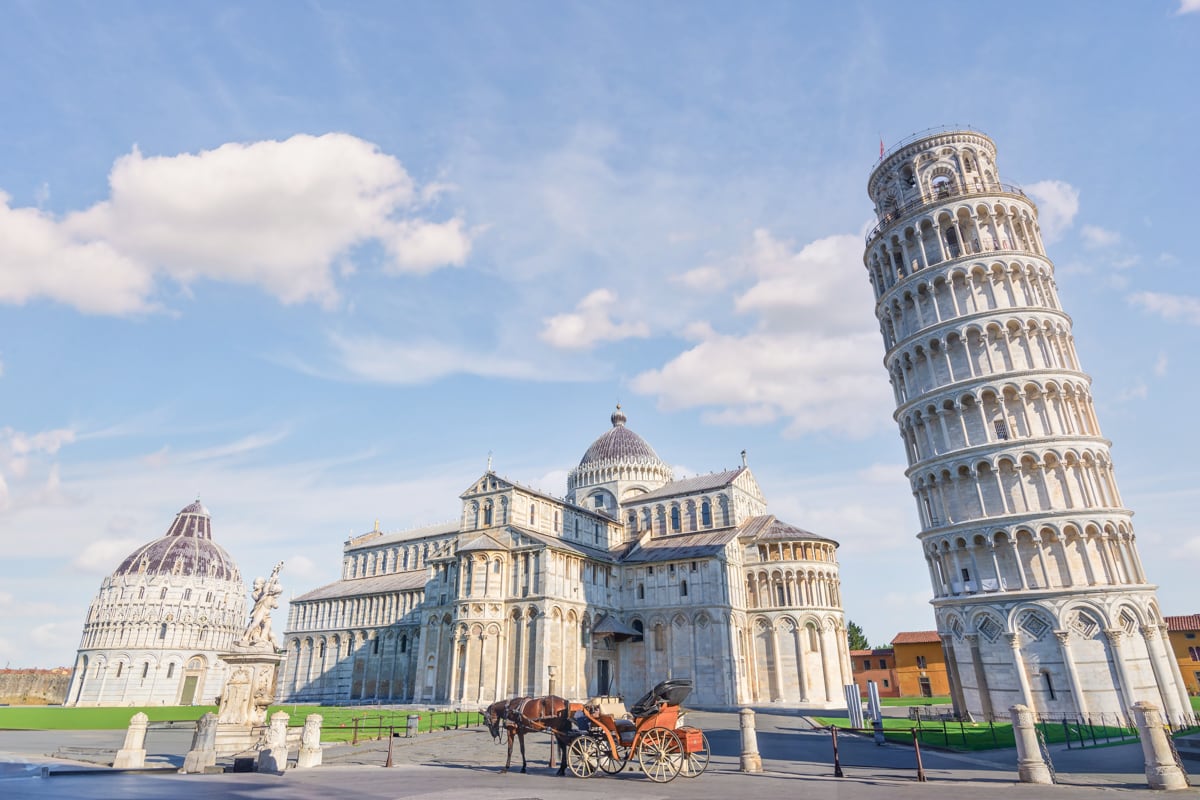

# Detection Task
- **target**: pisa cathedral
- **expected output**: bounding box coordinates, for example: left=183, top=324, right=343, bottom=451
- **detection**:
left=64, top=501, right=248, bottom=706
left=864, top=128, right=1193, bottom=724
left=281, top=407, right=853, bottom=707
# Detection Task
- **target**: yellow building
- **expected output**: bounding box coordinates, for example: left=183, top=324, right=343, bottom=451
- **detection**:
left=891, top=631, right=950, bottom=698
left=1165, top=614, right=1200, bottom=696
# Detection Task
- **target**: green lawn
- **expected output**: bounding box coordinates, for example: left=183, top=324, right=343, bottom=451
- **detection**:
left=0, top=704, right=482, bottom=742
left=879, top=696, right=950, bottom=707
left=812, top=715, right=1142, bottom=752
left=1192, top=696, right=1200, bottom=712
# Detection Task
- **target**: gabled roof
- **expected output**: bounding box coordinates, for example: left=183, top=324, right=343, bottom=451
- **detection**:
left=511, top=525, right=619, bottom=563
left=458, top=531, right=509, bottom=553
left=621, top=524, right=743, bottom=564
left=346, top=520, right=459, bottom=551
left=635, top=468, right=746, bottom=503
left=293, top=569, right=428, bottom=602
left=891, top=630, right=942, bottom=645
left=1165, top=614, right=1200, bottom=633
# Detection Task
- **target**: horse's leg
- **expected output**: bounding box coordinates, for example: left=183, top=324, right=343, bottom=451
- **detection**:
left=518, top=730, right=527, bottom=773
left=502, top=729, right=514, bottom=773
left=555, top=732, right=567, bottom=776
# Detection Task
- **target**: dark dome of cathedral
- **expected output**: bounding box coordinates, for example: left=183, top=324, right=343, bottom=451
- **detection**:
left=113, top=501, right=241, bottom=582
left=578, top=405, right=667, bottom=468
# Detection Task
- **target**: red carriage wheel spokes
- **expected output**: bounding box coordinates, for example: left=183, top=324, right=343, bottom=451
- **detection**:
left=679, top=731, right=710, bottom=778
left=567, top=735, right=600, bottom=778
left=637, top=727, right=683, bottom=783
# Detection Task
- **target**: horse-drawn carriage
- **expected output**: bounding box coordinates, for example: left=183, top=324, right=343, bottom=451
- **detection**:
left=565, top=678, right=710, bottom=782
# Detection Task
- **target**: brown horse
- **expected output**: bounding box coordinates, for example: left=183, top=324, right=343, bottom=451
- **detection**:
left=482, top=695, right=571, bottom=775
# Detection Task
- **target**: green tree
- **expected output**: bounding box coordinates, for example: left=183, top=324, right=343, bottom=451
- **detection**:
left=846, top=620, right=870, bottom=650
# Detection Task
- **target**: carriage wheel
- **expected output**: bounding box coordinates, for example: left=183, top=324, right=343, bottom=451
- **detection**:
left=679, top=731, right=710, bottom=778
left=637, top=727, right=683, bottom=783
left=598, top=740, right=628, bottom=774
left=567, top=735, right=600, bottom=778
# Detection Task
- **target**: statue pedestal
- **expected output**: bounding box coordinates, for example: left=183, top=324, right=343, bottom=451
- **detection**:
left=214, top=648, right=283, bottom=757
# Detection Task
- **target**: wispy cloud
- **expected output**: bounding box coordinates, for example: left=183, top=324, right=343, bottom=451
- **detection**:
left=1024, top=180, right=1079, bottom=243
left=1129, top=291, right=1200, bottom=325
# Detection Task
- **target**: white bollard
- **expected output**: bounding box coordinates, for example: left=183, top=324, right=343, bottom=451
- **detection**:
left=296, top=714, right=324, bottom=769
left=739, top=708, right=762, bottom=773
left=112, top=712, right=149, bottom=769
left=1130, top=701, right=1188, bottom=791
left=1009, top=705, right=1052, bottom=784
left=256, top=711, right=290, bottom=773
left=181, top=712, right=218, bottom=773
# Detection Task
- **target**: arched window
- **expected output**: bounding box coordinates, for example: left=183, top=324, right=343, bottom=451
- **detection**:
left=319, top=641, right=326, bottom=659
left=671, top=507, right=681, bottom=532
left=160, top=587, right=168, bottom=599
left=637, top=583, right=645, bottom=600
left=159, top=623, right=168, bottom=639
left=373, top=637, right=380, bottom=654
left=681, top=580, right=688, bottom=597
left=701, top=502, right=712, bottom=527
left=166, top=663, right=175, bottom=679
left=653, top=624, right=665, bottom=652
left=483, top=502, right=493, bottom=526
left=115, top=663, right=124, bottom=678
left=530, top=505, right=537, bottom=525
left=632, top=620, right=645, bottom=643
left=400, top=635, right=408, bottom=653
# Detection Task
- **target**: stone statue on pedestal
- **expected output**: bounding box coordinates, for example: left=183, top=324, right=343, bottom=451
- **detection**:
left=239, top=561, right=283, bottom=651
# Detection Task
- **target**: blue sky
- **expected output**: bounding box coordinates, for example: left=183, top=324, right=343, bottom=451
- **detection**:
left=2, top=2, right=1199, bottom=668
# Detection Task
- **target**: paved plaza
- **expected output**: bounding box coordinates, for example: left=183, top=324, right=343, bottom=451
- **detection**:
left=0, top=710, right=1194, bottom=799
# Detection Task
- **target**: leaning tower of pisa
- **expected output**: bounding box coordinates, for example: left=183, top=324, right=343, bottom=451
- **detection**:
left=862, top=128, right=1192, bottom=724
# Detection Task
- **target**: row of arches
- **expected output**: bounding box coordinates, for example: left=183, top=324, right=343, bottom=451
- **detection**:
left=923, top=521, right=1141, bottom=596
left=79, top=620, right=233, bottom=651
left=289, top=590, right=425, bottom=632
left=569, top=460, right=674, bottom=493
left=889, top=318, right=1080, bottom=406
left=745, top=568, right=842, bottom=609
left=899, top=380, right=1098, bottom=463
left=867, top=198, right=1043, bottom=298
left=912, top=449, right=1122, bottom=529
left=878, top=261, right=1060, bottom=348
left=345, top=540, right=438, bottom=580
left=626, top=494, right=733, bottom=535
left=745, top=612, right=851, bottom=705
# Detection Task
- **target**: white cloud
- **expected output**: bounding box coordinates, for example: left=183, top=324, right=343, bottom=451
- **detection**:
left=328, top=332, right=544, bottom=384
left=1129, top=291, right=1200, bottom=325
left=1080, top=224, right=1120, bottom=249
left=1179, top=0, right=1200, bottom=13
left=0, top=134, right=472, bottom=314
left=70, top=538, right=144, bottom=574
left=1025, top=180, right=1079, bottom=243
left=633, top=232, right=892, bottom=438
left=539, top=289, right=650, bottom=350
left=1154, top=353, right=1168, bottom=377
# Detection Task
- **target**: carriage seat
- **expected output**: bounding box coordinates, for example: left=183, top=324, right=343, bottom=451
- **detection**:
left=589, top=707, right=637, bottom=745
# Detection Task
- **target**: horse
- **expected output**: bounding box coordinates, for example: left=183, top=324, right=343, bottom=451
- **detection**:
left=482, top=695, right=571, bottom=775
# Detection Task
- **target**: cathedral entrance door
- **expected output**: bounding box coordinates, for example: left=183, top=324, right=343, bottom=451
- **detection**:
left=180, top=675, right=198, bottom=705
left=597, top=659, right=611, bottom=695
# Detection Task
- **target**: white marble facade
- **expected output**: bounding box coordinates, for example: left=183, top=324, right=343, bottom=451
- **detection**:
left=65, top=502, right=247, bottom=707
left=281, top=407, right=853, bottom=708
left=863, top=128, right=1193, bottom=724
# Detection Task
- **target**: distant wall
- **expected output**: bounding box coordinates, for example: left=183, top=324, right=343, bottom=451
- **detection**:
left=0, top=669, right=70, bottom=705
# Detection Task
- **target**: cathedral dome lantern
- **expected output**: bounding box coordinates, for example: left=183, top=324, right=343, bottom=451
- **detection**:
left=567, top=405, right=673, bottom=504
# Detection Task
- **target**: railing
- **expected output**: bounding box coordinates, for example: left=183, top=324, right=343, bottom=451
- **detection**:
left=875, top=125, right=988, bottom=166
left=865, top=181, right=1028, bottom=245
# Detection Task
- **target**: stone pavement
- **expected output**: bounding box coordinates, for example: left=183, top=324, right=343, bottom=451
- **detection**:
left=0, top=710, right=1194, bottom=799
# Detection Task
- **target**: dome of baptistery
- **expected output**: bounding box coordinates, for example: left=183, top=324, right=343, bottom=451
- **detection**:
left=578, top=406, right=667, bottom=468
left=113, top=500, right=241, bottom=582
left=63, top=500, right=248, bottom=707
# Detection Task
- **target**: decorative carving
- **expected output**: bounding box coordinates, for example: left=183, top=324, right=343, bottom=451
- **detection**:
left=239, top=562, right=283, bottom=650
